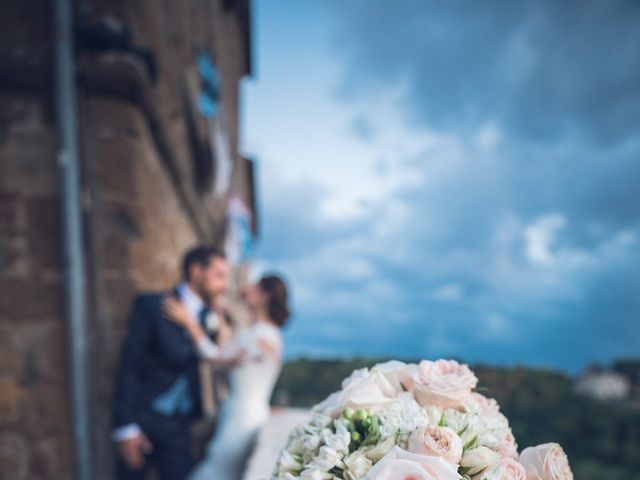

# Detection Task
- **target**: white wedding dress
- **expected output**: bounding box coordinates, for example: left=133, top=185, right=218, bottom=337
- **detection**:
left=189, top=321, right=282, bottom=480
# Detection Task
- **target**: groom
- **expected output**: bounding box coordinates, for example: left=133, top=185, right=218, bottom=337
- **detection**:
left=112, top=246, right=230, bottom=480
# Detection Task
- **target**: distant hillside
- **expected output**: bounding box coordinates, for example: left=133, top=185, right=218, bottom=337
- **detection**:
left=272, top=358, right=640, bottom=480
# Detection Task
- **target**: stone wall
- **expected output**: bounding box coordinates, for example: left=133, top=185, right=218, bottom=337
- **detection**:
left=0, top=94, right=74, bottom=480
left=0, top=0, right=254, bottom=478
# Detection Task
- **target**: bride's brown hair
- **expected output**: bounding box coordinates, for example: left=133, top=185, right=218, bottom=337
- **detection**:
left=259, top=274, right=291, bottom=327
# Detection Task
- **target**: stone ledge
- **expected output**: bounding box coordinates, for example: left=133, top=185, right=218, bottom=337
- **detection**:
left=244, top=408, right=311, bottom=480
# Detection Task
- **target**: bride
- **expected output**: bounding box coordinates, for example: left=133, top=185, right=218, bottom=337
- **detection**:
left=162, top=274, right=291, bottom=480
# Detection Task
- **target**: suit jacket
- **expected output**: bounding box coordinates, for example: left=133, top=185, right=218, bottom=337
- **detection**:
left=112, top=292, right=203, bottom=429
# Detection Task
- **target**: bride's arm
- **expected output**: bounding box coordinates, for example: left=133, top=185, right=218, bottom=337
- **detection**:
left=162, top=297, right=243, bottom=367
left=196, top=335, right=245, bottom=368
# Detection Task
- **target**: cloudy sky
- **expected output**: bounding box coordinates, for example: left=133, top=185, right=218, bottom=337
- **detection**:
left=242, top=0, right=640, bottom=373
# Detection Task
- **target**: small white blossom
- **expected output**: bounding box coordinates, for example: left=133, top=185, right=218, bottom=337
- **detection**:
left=300, top=469, right=332, bottom=480
left=322, top=422, right=351, bottom=454
left=303, top=433, right=322, bottom=453
left=308, top=446, right=344, bottom=472
left=278, top=451, right=304, bottom=477
left=343, top=451, right=372, bottom=480
left=310, top=412, right=334, bottom=429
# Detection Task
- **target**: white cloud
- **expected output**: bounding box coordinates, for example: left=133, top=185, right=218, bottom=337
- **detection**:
left=474, top=122, right=502, bottom=152
left=524, top=213, right=566, bottom=265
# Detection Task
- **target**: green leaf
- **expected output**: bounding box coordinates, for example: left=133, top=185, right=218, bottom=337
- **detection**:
left=329, top=466, right=344, bottom=477
left=458, top=466, right=473, bottom=475
left=463, top=435, right=479, bottom=451
left=438, top=413, right=447, bottom=427
left=361, top=430, right=381, bottom=446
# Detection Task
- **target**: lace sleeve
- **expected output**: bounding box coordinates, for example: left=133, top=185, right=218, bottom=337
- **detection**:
left=254, top=325, right=282, bottom=361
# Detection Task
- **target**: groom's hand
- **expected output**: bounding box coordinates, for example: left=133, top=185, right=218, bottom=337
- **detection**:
left=118, top=432, right=153, bottom=470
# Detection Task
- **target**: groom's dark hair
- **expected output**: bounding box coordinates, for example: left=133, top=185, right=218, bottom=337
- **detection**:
left=182, top=245, right=226, bottom=280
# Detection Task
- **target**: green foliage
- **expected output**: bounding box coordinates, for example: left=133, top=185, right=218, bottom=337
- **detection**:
left=343, top=409, right=381, bottom=451
left=272, top=358, right=640, bottom=480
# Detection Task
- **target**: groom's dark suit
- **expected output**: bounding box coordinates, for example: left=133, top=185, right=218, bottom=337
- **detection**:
left=113, top=289, right=212, bottom=480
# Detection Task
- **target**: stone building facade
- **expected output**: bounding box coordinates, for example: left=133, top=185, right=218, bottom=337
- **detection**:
left=0, top=0, right=255, bottom=478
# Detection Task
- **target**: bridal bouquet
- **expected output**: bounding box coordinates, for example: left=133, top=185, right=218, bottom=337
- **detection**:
left=273, top=359, right=573, bottom=480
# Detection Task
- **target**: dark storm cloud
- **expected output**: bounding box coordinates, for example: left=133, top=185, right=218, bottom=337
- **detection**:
left=330, top=0, right=640, bottom=145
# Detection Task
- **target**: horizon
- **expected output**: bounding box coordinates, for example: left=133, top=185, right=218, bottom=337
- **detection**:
left=280, top=351, right=640, bottom=376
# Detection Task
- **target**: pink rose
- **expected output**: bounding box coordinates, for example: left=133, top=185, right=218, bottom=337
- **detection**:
left=317, top=370, right=398, bottom=417
left=495, top=430, right=519, bottom=460
left=466, top=393, right=509, bottom=429
left=519, top=443, right=573, bottom=480
left=408, top=426, right=463, bottom=465
left=363, top=446, right=460, bottom=480
left=479, top=458, right=526, bottom=480
left=405, top=360, right=478, bottom=408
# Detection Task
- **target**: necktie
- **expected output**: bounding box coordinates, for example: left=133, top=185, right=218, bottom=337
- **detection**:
left=198, top=306, right=210, bottom=328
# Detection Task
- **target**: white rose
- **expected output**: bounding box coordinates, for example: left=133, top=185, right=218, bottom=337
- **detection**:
left=425, top=405, right=443, bottom=427
left=308, top=446, right=344, bottom=472
left=343, top=451, right=373, bottom=480
left=406, top=360, right=478, bottom=409
left=371, top=360, right=414, bottom=391
left=519, top=443, right=573, bottom=480
left=460, top=446, right=501, bottom=477
left=363, top=446, right=460, bottom=480
left=479, top=458, right=526, bottom=480
left=342, top=368, right=371, bottom=388
left=317, top=371, right=399, bottom=417
left=407, top=426, right=463, bottom=465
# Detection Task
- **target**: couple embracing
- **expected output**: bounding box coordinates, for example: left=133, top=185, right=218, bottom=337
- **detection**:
left=112, top=246, right=291, bottom=480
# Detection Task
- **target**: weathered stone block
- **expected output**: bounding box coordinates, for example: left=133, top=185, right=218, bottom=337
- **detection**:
left=0, top=96, right=57, bottom=197
left=26, top=196, right=63, bottom=272
left=0, top=278, right=63, bottom=321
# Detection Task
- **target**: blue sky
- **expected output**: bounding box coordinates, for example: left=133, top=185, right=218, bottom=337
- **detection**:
left=241, top=0, right=640, bottom=373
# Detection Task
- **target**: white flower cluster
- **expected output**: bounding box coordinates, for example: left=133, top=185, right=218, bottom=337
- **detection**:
left=273, top=359, right=573, bottom=480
